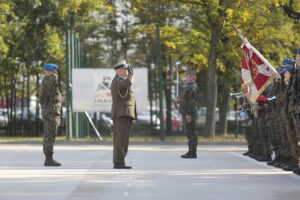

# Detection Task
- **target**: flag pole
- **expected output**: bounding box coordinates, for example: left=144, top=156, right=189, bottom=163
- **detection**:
left=232, top=26, right=248, bottom=43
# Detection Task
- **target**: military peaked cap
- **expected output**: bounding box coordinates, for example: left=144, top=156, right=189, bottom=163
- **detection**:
left=113, top=60, right=129, bottom=70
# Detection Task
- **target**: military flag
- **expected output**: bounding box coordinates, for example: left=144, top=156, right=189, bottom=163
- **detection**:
left=240, top=42, right=278, bottom=103
left=233, top=27, right=279, bottom=103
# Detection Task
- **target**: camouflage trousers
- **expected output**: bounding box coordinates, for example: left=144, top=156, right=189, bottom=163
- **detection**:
left=182, top=114, right=198, bottom=152
left=274, top=110, right=294, bottom=158
left=253, top=113, right=272, bottom=156
left=43, top=114, right=60, bottom=154
left=292, top=114, right=300, bottom=141
left=251, top=118, right=261, bottom=155
left=269, top=113, right=285, bottom=157
left=243, top=125, right=255, bottom=153
left=286, top=112, right=300, bottom=159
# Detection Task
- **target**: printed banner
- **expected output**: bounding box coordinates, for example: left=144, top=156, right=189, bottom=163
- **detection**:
left=72, top=68, right=148, bottom=112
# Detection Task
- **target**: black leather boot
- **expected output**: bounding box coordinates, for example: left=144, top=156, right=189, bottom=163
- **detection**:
left=293, top=167, right=300, bottom=175
left=256, top=155, right=272, bottom=162
left=273, top=156, right=287, bottom=168
left=44, top=152, right=61, bottom=166
left=181, top=151, right=197, bottom=158
left=282, top=159, right=299, bottom=171
left=267, top=156, right=280, bottom=166
left=113, top=163, right=132, bottom=169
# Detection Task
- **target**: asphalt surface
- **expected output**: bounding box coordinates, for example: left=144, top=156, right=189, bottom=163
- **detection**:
left=0, top=143, right=299, bottom=200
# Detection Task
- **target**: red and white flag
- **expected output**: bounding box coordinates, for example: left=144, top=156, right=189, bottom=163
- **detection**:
left=241, top=42, right=278, bottom=103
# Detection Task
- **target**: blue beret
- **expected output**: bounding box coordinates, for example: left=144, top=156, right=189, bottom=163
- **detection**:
left=43, top=63, right=58, bottom=71
left=282, top=58, right=295, bottom=65
left=277, top=65, right=296, bottom=73
left=296, top=48, right=300, bottom=55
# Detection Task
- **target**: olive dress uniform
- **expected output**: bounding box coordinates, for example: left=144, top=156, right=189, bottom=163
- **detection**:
left=110, top=64, right=137, bottom=169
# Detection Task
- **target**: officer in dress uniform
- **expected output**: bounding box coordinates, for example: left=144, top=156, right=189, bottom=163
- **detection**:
left=40, top=63, right=62, bottom=166
left=110, top=60, right=137, bottom=169
left=176, top=70, right=199, bottom=158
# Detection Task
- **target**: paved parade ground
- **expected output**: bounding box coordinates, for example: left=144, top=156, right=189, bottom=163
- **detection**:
left=0, top=143, right=300, bottom=200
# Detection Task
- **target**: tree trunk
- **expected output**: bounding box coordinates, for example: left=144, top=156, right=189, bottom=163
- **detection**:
left=218, top=86, right=230, bottom=135
left=10, top=76, right=16, bottom=136
left=13, top=78, right=17, bottom=136
left=148, top=56, right=154, bottom=134
left=205, top=25, right=219, bottom=138
left=4, top=76, right=10, bottom=136
left=164, top=57, right=172, bottom=134
left=21, top=73, right=25, bottom=137
left=35, top=73, right=40, bottom=137
left=27, top=68, right=31, bottom=136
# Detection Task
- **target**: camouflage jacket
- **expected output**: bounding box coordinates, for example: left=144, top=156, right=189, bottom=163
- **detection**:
left=285, top=73, right=296, bottom=113
left=179, top=83, right=199, bottom=116
left=292, top=68, right=300, bottom=114
left=264, top=84, right=276, bottom=120
left=273, top=80, right=289, bottom=119
left=40, top=73, right=62, bottom=116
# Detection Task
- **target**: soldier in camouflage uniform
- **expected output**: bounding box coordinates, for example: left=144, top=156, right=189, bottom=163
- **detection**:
left=286, top=48, right=300, bottom=175
left=264, top=83, right=281, bottom=165
left=176, top=70, right=199, bottom=158
left=40, top=64, right=62, bottom=166
left=272, top=62, right=296, bottom=168
left=282, top=59, right=299, bottom=171
left=293, top=48, right=300, bottom=175
left=267, top=71, right=290, bottom=166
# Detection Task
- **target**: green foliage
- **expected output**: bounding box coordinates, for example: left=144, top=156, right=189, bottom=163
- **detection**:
left=0, top=0, right=299, bottom=109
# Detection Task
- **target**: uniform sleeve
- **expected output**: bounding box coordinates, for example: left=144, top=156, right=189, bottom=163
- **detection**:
left=118, top=73, right=133, bottom=89
left=187, top=87, right=198, bottom=115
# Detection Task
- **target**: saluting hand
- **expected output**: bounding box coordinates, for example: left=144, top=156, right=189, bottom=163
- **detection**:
left=186, top=115, right=191, bottom=123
